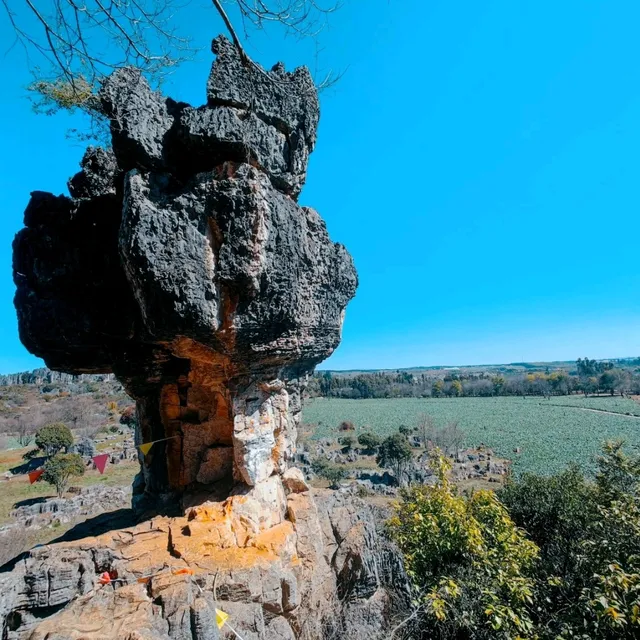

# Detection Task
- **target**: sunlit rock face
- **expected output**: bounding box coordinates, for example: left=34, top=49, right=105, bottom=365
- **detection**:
left=13, top=35, right=357, bottom=513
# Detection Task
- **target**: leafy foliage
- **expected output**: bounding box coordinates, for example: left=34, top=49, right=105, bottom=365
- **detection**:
left=35, top=423, right=73, bottom=456
left=376, top=433, right=413, bottom=484
left=357, top=432, right=382, bottom=451
left=389, top=443, right=640, bottom=639
left=388, top=451, right=538, bottom=639
left=311, top=458, right=347, bottom=488
left=42, top=453, right=85, bottom=498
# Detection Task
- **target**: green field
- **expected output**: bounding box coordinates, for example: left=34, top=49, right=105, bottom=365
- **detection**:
left=302, top=396, right=640, bottom=475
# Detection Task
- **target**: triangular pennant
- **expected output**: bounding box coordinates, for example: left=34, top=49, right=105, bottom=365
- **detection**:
left=28, top=469, right=44, bottom=484
left=92, top=454, right=109, bottom=474
left=98, top=572, right=111, bottom=585
left=215, top=608, right=229, bottom=629
left=138, top=442, right=153, bottom=456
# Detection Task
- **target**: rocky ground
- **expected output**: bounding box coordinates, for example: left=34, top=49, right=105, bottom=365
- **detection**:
left=0, top=478, right=411, bottom=640
left=297, top=438, right=511, bottom=497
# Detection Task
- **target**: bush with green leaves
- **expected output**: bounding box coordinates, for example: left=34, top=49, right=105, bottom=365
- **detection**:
left=338, top=435, right=355, bottom=450
left=388, top=451, right=538, bottom=639
left=358, top=432, right=382, bottom=452
left=311, top=457, right=347, bottom=488
left=42, top=453, right=85, bottom=498
left=500, top=440, right=640, bottom=639
left=35, top=423, right=73, bottom=456
left=376, top=432, right=413, bottom=484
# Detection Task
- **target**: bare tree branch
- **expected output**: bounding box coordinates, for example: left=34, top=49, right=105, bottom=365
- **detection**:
left=0, top=0, right=343, bottom=140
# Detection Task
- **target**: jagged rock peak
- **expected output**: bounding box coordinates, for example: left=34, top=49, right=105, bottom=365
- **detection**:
left=96, top=35, right=319, bottom=198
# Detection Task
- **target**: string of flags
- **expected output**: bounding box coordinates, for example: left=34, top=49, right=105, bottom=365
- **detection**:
left=97, top=567, right=244, bottom=639
left=26, top=453, right=112, bottom=484
left=20, top=435, right=181, bottom=484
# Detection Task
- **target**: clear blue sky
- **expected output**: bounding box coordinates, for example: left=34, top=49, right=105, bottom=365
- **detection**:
left=1, top=0, right=639, bottom=374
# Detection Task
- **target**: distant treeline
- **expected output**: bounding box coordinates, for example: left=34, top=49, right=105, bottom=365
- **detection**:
left=309, top=358, right=640, bottom=399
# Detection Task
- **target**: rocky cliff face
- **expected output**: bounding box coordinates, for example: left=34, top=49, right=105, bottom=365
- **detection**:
left=13, top=35, right=357, bottom=511
left=0, top=490, right=410, bottom=639
left=4, top=35, right=409, bottom=640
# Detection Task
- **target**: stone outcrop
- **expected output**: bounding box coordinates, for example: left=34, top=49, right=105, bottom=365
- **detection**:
left=13, top=35, right=357, bottom=511
left=0, top=490, right=410, bottom=639
left=2, top=34, right=403, bottom=640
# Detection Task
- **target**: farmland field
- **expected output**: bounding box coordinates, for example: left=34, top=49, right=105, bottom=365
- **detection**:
left=302, top=396, right=640, bottom=475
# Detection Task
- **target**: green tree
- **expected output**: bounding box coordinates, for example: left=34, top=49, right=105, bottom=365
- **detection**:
left=35, top=423, right=73, bottom=456
left=376, top=433, right=413, bottom=484
left=358, top=432, right=382, bottom=452
left=501, top=441, right=640, bottom=639
left=338, top=435, right=355, bottom=450
left=388, top=451, right=538, bottom=639
left=42, top=453, right=85, bottom=497
left=449, top=379, right=463, bottom=397
left=311, top=458, right=346, bottom=489
left=399, top=424, right=414, bottom=438
left=432, top=380, right=444, bottom=398
left=492, top=376, right=506, bottom=395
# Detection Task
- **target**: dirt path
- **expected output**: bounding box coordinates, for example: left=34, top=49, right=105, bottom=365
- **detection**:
left=542, top=403, right=640, bottom=419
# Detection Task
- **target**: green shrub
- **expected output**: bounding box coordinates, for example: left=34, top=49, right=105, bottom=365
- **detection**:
left=338, top=435, right=355, bottom=450
left=42, top=453, right=85, bottom=497
left=35, top=423, right=73, bottom=456
left=311, top=458, right=347, bottom=488
left=388, top=451, right=538, bottom=639
left=376, top=433, right=413, bottom=483
left=358, top=432, right=382, bottom=452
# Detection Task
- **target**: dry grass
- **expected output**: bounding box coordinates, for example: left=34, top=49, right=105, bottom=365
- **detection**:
left=0, top=446, right=137, bottom=525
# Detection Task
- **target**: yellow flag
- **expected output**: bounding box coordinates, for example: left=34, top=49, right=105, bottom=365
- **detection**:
left=215, top=608, right=229, bottom=629
left=138, top=442, right=153, bottom=456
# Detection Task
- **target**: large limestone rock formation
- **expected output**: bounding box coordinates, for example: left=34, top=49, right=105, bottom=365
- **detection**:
left=0, top=491, right=410, bottom=639
left=13, top=35, right=357, bottom=512
left=3, top=35, right=410, bottom=640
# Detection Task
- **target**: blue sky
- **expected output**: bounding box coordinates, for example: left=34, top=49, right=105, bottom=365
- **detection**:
left=1, top=0, right=639, bottom=373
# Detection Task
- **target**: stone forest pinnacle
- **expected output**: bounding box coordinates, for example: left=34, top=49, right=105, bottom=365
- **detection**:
left=2, top=35, right=410, bottom=640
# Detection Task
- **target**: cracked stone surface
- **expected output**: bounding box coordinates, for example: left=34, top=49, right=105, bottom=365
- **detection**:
left=13, top=35, right=357, bottom=512
left=0, top=491, right=410, bottom=639
left=2, top=34, right=409, bottom=640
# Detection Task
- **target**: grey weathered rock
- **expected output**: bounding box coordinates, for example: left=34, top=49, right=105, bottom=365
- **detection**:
left=99, top=67, right=173, bottom=171
left=13, top=36, right=356, bottom=507
left=0, top=490, right=410, bottom=639
left=207, top=36, right=319, bottom=198
left=7, top=32, right=376, bottom=640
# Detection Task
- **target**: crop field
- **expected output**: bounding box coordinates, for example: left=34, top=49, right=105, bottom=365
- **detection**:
left=302, top=396, right=640, bottom=475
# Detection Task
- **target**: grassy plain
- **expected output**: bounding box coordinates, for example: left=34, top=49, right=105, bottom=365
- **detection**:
left=0, top=446, right=137, bottom=525
left=303, top=396, right=640, bottom=475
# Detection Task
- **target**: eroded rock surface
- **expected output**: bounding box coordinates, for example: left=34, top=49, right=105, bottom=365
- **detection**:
left=0, top=490, right=410, bottom=639
left=13, top=35, right=357, bottom=511
left=3, top=35, right=407, bottom=640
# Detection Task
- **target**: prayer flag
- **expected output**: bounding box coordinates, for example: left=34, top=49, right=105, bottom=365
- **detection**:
left=216, top=609, right=229, bottom=629
left=92, top=454, right=109, bottom=474
left=28, top=469, right=44, bottom=484
left=138, top=442, right=153, bottom=456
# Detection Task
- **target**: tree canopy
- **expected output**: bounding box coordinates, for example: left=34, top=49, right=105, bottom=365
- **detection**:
left=35, top=422, right=73, bottom=456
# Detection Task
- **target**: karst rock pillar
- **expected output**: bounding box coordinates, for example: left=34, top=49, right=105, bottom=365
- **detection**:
left=13, top=36, right=357, bottom=518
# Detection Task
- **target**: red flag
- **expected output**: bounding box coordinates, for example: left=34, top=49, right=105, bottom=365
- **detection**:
left=92, top=454, right=109, bottom=474
left=98, top=572, right=111, bottom=585
left=28, top=469, right=44, bottom=484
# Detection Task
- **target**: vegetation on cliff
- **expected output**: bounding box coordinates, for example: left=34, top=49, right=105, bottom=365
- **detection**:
left=390, top=443, right=640, bottom=639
